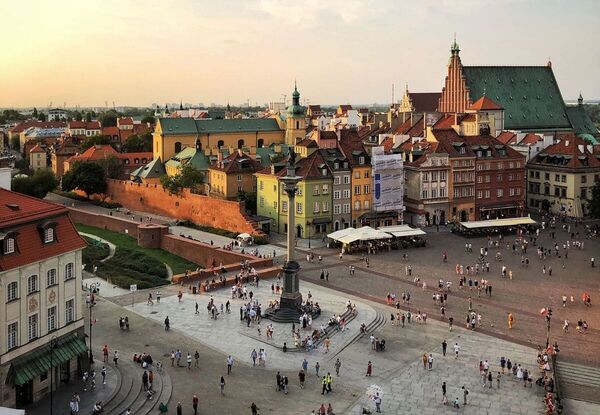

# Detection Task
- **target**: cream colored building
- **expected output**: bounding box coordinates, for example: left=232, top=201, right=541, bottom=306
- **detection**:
left=0, top=188, right=87, bottom=409
left=28, top=144, right=47, bottom=171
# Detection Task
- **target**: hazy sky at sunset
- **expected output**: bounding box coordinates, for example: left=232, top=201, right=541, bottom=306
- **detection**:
left=1, top=0, right=599, bottom=107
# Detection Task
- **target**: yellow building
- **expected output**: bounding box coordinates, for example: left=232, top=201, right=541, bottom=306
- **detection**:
left=209, top=150, right=261, bottom=200
left=285, top=84, right=308, bottom=146
left=338, top=132, right=372, bottom=227
left=28, top=144, right=47, bottom=171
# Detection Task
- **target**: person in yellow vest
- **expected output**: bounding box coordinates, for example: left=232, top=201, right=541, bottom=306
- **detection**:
left=321, top=376, right=328, bottom=395
left=326, top=372, right=333, bottom=393
left=508, top=313, right=514, bottom=329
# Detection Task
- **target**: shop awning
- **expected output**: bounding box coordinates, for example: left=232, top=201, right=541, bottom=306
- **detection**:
left=459, top=216, right=537, bottom=230
left=378, top=224, right=426, bottom=238
left=329, top=226, right=392, bottom=244
left=7, top=334, right=87, bottom=386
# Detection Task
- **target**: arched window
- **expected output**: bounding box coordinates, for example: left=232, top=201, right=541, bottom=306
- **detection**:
left=257, top=139, right=264, bottom=148
left=217, top=140, right=224, bottom=149
left=237, top=139, right=244, bottom=149
left=174, top=142, right=182, bottom=153
left=65, top=263, right=74, bottom=280
left=296, top=121, right=300, bottom=129
left=28, top=275, right=38, bottom=294
left=7, top=281, right=18, bottom=301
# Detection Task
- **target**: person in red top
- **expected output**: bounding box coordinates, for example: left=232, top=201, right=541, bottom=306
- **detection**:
left=102, top=345, right=109, bottom=363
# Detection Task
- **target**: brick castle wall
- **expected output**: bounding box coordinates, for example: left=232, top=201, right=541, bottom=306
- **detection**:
left=103, top=180, right=260, bottom=235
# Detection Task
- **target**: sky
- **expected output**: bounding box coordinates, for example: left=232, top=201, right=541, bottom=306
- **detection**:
left=1, top=0, right=599, bottom=108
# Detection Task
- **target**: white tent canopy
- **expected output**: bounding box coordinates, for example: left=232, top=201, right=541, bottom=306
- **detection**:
left=328, top=226, right=392, bottom=244
left=378, top=224, right=426, bottom=238
left=459, top=217, right=537, bottom=230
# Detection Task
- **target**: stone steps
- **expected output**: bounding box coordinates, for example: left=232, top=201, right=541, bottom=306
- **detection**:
left=331, top=310, right=386, bottom=358
left=556, top=361, right=600, bottom=388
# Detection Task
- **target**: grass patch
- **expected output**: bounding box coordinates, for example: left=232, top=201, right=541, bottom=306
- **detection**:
left=82, top=237, right=110, bottom=263
left=178, top=220, right=269, bottom=245
left=75, top=224, right=198, bottom=275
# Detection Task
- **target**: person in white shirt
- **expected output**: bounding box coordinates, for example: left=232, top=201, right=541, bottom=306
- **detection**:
left=453, top=343, right=460, bottom=358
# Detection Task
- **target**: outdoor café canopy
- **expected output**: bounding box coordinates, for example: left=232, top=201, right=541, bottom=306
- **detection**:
left=458, top=216, right=537, bottom=230
left=377, top=224, right=426, bottom=238
left=328, top=226, right=392, bottom=244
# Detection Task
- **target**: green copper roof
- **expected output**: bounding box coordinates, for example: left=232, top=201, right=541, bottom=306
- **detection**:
left=566, top=105, right=599, bottom=139
left=131, top=157, right=166, bottom=179
left=159, top=117, right=282, bottom=135
left=462, top=66, right=571, bottom=131
left=196, top=118, right=281, bottom=133
left=159, top=117, right=198, bottom=135
left=166, top=146, right=210, bottom=171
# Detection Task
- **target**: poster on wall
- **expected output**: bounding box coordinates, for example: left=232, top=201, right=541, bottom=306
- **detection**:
left=372, top=146, right=404, bottom=212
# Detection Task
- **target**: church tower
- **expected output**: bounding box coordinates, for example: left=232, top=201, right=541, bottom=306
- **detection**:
left=285, top=82, right=307, bottom=146
left=438, top=36, right=471, bottom=113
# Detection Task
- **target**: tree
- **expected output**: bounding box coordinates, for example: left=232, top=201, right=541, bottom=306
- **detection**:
left=32, top=107, right=38, bottom=119
left=73, top=111, right=83, bottom=121
left=38, top=112, right=46, bottom=122
left=97, top=154, right=124, bottom=179
left=237, top=190, right=257, bottom=214
left=141, top=115, right=155, bottom=125
left=10, top=136, right=20, bottom=151
left=122, top=132, right=152, bottom=152
left=159, top=165, right=204, bottom=194
left=80, top=135, right=112, bottom=151
left=99, top=110, right=119, bottom=127
left=11, top=169, right=58, bottom=199
left=85, top=112, right=92, bottom=122
left=589, top=181, right=600, bottom=219
left=62, top=162, right=107, bottom=199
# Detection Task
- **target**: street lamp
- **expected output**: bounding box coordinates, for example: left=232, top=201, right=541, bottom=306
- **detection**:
left=545, top=307, right=553, bottom=349
left=88, top=295, right=96, bottom=364
left=49, top=336, right=58, bottom=415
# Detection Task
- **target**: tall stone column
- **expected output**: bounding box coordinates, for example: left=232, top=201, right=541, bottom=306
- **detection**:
left=279, top=162, right=302, bottom=310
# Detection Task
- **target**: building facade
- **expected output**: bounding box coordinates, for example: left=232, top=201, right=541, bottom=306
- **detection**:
left=209, top=150, right=261, bottom=200
left=0, top=188, right=87, bottom=408
left=28, top=145, right=47, bottom=171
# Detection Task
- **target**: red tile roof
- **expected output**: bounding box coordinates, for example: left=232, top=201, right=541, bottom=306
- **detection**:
left=496, top=131, right=517, bottom=145
left=29, top=144, right=45, bottom=153
left=407, top=92, right=441, bottom=112
left=530, top=135, right=600, bottom=169
left=0, top=189, right=87, bottom=272
left=68, top=121, right=101, bottom=130
left=405, top=117, right=425, bottom=137
left=102, top=126, right=120, bottom=136
left=118, top=117, right=134, bottom=126
left=519, top=133, right=543, bottom=146
left=297, top=138, right=318, bottom=148
left=468, top=96, right=503, bottom=111
left=432, top=114, right=463, bottom=131
left=210, top=151, right=261, bottom=174
left=68, top=144, right=118, bottom=163
left=9, top=121, right=66, bottom=134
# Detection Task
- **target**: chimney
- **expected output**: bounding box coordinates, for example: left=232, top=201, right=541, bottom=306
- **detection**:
left=409, top=151, right=414, bottom=163
left=270, top=164, right=276, bottom=175
left=0, top=167, right=11, bottom=190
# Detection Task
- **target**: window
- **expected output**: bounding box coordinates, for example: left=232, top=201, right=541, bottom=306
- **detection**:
left=7, top=281, right=18, bottom=301
left=581, top=188, right=587, bottom=199
left=174, top=142, right=182, bottom=153
left=273, top=201, right=278, bottom=209
left=431, top=188, right=437, bottom=198
left=343, top=175, right=350, bottom=184
left=497, top=189, right=503, bottom=198
left=354, top=171, right=360, bottom=179
left=343, top=189, right=350, bottom=199
left=516, top=187, right=521, bottom=196
left=364, top=200, right=370, bottom=209
left=477, top=191, right=483, bottom=199
left=47, top=269, right=57, bottom=286
left=334, top=191, right=341, bottom=200
left=28, top=275, right=38, bottom=294
left=440, top=188, right=446, bottom=197
left=65, top=263, right=74, bottom=280
left=134, top=158, right=139, bottom=164
left=334, top=204, right=341, bottom=214
left=545, top=173, right=550, bottom=180
left=7, top=322, right=18, bottom=350
left=296, top=203, right=303, bottom=214
left=237, top=175, right=242, bottom=182
left=497, top=174, right=502, bottom=181
left=477, top=176, right=483, bottom=183
left=423, top=172, right=429, bottom=182
left=259, top=197, right=264, bottom=207
left=334, top=176, right=341, bottom=185
left=485, top=190, right=490, bottom=199
left=322, top=201, right=329, bottom=212
left=313, top=186, right=319, bottom=196
left=4, top=237, right=15, bottom=254
left=217, top=140, right=224, bottom=148
left=48, top=306, right=57, bottom=332
left=485, top=175, right=490, bottom=183
left=508, top=174, right=513, bottom=181
left=354, top=185, right=361, bottom=195
left=259, top=181, right=264, bottom=191
left=364, top=185, right=370, bottom=194
left=440, top=171, right=447, bottom=180
left=364, top=171, right=370, bottom=178
left=359, top=157, right=365, bottom=165
left=343, top=204, right=351, bottom=214
left=497, top=162, right=503, bottom=170
left=66, top=299, right=74, bottom=323
left=555, top=174, right=560, bottom=182
left=313, top=202, right=320, bottom=213
left=322, top=184, right=329, bottom=194
left=561, top=175, right=566, bottom=183
left=44, top=228, right=54, bottom=243
left=257, top=139, right=264, bottom=148
left=422, top=189, right=428, bottom=199
left=282, top=201, right=288, bottom=212
left=431, top=171, right=437, bottom=181
left=581, top=175, right=587, bottom=184
left=354, top=201, right=361, bottom=211
left=28, top=314, right=38, bottom=341
left=509, top=188, right=515, bottom=196
left=237, top=185, right=243, bottom=192
left=237, top=139, right=244, bottom=149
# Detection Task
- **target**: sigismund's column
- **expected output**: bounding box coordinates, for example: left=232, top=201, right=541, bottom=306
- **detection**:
left=279, top=158, right=303, bottom=310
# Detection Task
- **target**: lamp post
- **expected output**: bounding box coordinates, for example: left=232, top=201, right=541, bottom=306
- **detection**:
left=545, top=307, right=553, bottom=349
left=49, top=336, right=58, bottom=415
left=88, top=296, right=95, bottom=364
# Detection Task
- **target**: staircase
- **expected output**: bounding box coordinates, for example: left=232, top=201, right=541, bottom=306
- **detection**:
left=555, top=360, right=600, bottom=403
left=102, top=357, right=172, bottom=415
left=331, top=310, right=387, bottom=358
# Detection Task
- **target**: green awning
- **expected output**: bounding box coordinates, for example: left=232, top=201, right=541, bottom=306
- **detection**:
left=7, top=333, right=87, bottom=386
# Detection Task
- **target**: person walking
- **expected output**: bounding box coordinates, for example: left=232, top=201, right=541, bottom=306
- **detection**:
left=442, top=381, right=447, bottom=404
left=113, top=350, right=119, bottom=366
left=194, top=351, right=200, bottom=368
left=315, top=361, right=320, bottom=377
left=227, top=355, right=234, bottom=374
left=462, top=386, right=469, bottom=406
left=192, top=395, right=199, bottom=415
left=366, top=361, right=372, bottom=377
left=164, top=316, right=170, bottom=331
left=321, top=376, right=328, bottom=395
left=250, top=402, right=259, bottom=415
left=187, top=353, right=192, bottom=370
left=69, top=394, right=80, bottom=414
left=442, top=340, right=447, bottom=356
left=374, top=392, right=382, bottom=413
left=251, top=349, right=258, bottom=367
left=101, top=366, right=107, bottom=385
left=220, top=376, right=226, bottom=395
left=102, top=345, right=109, bottom=363
left=298, top=369, right=306, bottom=388
left=453, top=342, right=460, bottom=358
left=142, top=371, right=149, bottom=391
left=508, top=313, right=514, bottom=329
left=428, top=354, right=434, bottom=370
left=176, top=402, right=183, bottom=415
left=334, top=358, right=341, bottom=376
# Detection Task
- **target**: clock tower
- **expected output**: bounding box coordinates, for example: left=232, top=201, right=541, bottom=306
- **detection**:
left=285, top=82, right=307, bottom=146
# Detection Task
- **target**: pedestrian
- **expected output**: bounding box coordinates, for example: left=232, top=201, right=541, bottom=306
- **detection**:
left=220, top=376, right=226, bottom=395
left=453, top=342, right=460, bottom=358
left=334, top=358, right=341, bottom=376
left=69, top=394, right=80, bottom=414
left=462, top=386, right=469, bottom=405
left=102, top=345, right=109, bottom=363
left=176, top=402, right=182, bottom=415
left=250, top=402, right=259, bottom=415
left=428, top=353, right=433, bottom=370
left=113, top=350, right=119, bottom=366
left=442, top=381, right=447, bottom=404
left=142, top=370, right=149, bottom=391
left=187, top=353, right=192, bottom=370
left=442, top=340, right=447, bottom=356
left=321, top=375, right=328, bottom=395
left=496, top=372, right=501, bottom=388
left=299, top=369, right=305, bottom=388
left=192, top=394, right=199, bottom=415
left=374, top=392, right=382, bottom=413
left=422, top=353, right=427, bottom=369
left=508, top=313, right=514, bottom=329
left=251, top=349, right=258, bottom=367
left=315, top=361, right=320, bottom=377
left=194, top=351, right=200, bottom=367
left=101, top=366, right=106, bottom=385
left=276, top=371, right=282, bottom=391
left=227, top=355, right=234, bottom=374
left=366, top=361, right=372, bottom=377
left=164, top=316, right=170, bottom=331
left=487, top=371, right=493, bottom=388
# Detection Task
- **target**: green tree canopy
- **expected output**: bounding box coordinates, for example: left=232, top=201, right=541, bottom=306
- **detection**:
left=141, top=115, right=156, bottom=125
left=62, top=161, right=107, bottom=199
left=96, top=154, right=124, bottom=179
left=122, top=132, right=152, bottom=152
left=11, top=169, right=58, bottom=199
left=32, top=107, right=38, bottom=119
left=159, top=165, right=204, bottom=194
left=80, top=135, right=113, bottom=151
left=99, top=110, right=119, bottom=127
left=589, top=181, right=600, bottom=219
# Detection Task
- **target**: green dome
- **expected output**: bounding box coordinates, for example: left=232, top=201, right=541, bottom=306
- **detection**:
left=287, top=83, right=305, bottom=117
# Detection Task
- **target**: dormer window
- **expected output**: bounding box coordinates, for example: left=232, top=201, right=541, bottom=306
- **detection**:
left=359, top=156, right=365, bottom=165
left=44, top=228, right=54, bottom=243
left=4, top=237, right=15, bottom=254
left=459, top=147, right=466, bottom=154
left=322, top=168, right=327, bottom=176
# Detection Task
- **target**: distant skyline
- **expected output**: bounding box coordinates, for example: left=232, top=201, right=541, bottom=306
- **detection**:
left=1, top=0, right=599, bottom=108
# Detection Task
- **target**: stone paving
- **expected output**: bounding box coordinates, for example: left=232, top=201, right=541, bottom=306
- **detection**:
left=124, top=279, right=377, bottom=371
